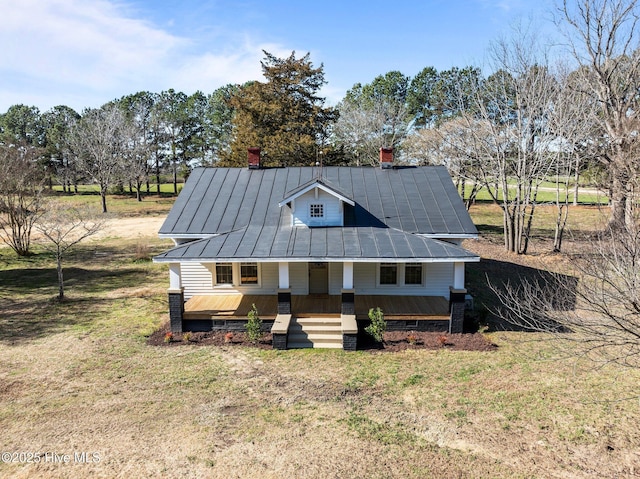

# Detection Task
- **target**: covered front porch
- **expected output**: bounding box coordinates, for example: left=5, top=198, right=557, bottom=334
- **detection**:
left=183, top=293, right=450, bottom=321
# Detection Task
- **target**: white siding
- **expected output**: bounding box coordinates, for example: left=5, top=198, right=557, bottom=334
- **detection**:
left=289, top=262, right=309, bottom=294
left=329, top=262, right=343, bottom=294
left=424, top=263, right=454, bottom=297
left=352, top=262, right=454, bottom=298
left=181, top=262, right=213, bottom=299
left=181, top=262, right=279, bottom=299
left=293, top=189, right=342, bottom=227
left=180, top=261, right=455, bottom=299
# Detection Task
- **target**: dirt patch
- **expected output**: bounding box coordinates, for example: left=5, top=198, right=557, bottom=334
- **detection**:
left=147, top=324, right=496, bottom=352
left=92, top=216, right=167, bottom=240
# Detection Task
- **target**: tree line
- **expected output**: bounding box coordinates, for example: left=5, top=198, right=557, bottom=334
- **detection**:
left=2, top=0, right=640, bottom=254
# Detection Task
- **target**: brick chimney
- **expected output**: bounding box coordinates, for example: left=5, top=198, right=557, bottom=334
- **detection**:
left=248, top=147, right=261, bottom=169
left=380, top=147, right=393, bottom=169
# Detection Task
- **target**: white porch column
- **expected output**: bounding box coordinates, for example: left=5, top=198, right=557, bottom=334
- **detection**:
left=453, top=262, right=465, bottom=290
left=343, top=261, right=354, bottom=290
left=169, top=263, right=182, bottom=291
left=278, top=262, right=290, bottom=289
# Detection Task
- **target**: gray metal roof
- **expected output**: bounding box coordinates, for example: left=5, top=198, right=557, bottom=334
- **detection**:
left=159, top=166, right=478, bottom=237
left=154, top=226, right=480, bottom=263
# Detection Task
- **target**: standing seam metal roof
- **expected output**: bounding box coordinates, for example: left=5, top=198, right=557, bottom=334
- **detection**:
left=156, top=166, right=479, bottom=262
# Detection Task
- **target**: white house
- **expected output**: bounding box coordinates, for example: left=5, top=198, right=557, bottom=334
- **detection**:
left=154, top=148, right=480, bottom=349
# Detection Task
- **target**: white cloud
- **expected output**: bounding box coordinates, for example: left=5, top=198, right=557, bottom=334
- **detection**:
left=0, top=0, right=293, bottom=111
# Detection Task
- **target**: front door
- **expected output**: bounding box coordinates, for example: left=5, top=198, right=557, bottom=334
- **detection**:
left=309, top=262, right=329, bottom=294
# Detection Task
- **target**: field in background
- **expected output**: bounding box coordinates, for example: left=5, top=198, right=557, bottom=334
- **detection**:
left=0, top=193, right=638, bottom=478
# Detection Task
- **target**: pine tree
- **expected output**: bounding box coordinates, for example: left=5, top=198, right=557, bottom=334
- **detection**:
left=224, top=51, right=337, bottom=167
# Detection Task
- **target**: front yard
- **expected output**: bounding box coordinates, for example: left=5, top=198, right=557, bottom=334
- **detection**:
left=0, top=198, right=638, bottom=478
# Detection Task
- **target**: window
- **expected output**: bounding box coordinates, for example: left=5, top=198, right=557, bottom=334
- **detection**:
left=215, top=263, right=233, bottom=285
left=310, top=203, right=324, bottom=218
left=379, top=263, right=398, bottom=285
left=404, top=263, right=423, bottom=285
left=240, top=262, right=258, bottom=284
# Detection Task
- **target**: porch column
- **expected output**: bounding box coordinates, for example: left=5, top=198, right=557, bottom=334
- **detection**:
left=342, top=261, right=353, bottom=290
left=277, top=262, right=291, bottom=314
left=341, top=261, right=355, bottom=315
left=168, top=263, right=184, bottom=333
left=278, top=262, right=290, bottom=289
left=449, top=286, right=467, bottom=334
left=454, top=262, right=465, bottom=290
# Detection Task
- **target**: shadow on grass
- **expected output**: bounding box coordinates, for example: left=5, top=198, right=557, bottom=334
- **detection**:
left=466, top=258, right=578, bottom=332
left=0, top=265, right=159, bottom=344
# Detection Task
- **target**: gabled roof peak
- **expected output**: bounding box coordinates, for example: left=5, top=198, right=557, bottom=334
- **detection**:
left=278, top=176, right=355, bottom=208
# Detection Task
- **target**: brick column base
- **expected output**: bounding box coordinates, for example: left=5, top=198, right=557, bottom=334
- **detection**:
left=277, top=289, right=291, bottom=314
left=168, top=289, right=184, bottom=333
left=273, top=334, right=287, bottom=350
left=449, top=287, right=466, bottom=334
left=341, top=289, right=355, bottom=315
left=343, top=333, right=357, bottom=351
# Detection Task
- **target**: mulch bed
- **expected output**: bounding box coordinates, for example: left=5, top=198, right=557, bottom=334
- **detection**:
left=147, top=325, right=496, bottom=352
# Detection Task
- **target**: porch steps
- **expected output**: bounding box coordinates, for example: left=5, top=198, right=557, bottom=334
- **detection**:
left=287, top=316, right=343, bottom=349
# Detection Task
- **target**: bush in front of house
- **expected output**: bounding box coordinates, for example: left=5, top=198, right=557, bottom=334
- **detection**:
left=365, top=307, right=386, bottom=343
left=246, top=303, right=262, bottom=343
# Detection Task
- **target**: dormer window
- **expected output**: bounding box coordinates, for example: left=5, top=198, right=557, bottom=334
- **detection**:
left=310, top=203, right=324, bottom=218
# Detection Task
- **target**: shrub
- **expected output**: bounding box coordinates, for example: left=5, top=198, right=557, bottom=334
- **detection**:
left=245, top=303, right=262, bottom=343
left=365, top=307, right=386, bottom=343
left=438, top=335, right=448, bottom=347
left=133, top=243, right=151, bottom=262
left=164, top=331, right=174, bottom=343
left=183, top=332, right=192, bottom=342
left=407, top=332, right=418, bottom=345
left=224, top=332, right=234, bottom=343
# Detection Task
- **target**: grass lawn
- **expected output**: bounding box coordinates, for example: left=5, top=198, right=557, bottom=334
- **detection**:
left=0, top=199, right=638, bottom=478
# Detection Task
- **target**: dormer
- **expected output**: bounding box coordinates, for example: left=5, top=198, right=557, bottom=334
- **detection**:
left=279, top=178, right=354, bottom=227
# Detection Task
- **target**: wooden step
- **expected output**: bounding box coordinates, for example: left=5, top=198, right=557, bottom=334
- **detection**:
left=287, top=316, right=343, bottom=349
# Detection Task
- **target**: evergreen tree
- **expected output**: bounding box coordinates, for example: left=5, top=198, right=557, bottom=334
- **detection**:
left=225, top=51, right=337, bottom=167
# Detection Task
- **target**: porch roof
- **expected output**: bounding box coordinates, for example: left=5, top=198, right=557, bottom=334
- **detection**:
left=153, top=225, right=480, bottom=263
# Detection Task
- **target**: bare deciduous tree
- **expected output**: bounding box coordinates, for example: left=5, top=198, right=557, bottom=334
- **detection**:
left=559, top=0, right=640, bottom=230
left=70, top=105, right=129, bottom=213
left=490, top=224, right=640, bottom=368
left=450, top=25, right=560, bottom=253
left=35, top=202, right=104, bottom=300
left=0, top=143, right=45, bottom=256
left=403, top=117, right=483, bottom=209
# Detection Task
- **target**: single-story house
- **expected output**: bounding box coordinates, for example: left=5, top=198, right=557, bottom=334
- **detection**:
left=153, top=148, right=480, bottom=350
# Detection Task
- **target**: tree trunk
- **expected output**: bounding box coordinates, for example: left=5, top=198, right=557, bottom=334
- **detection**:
left=609, top=171, right=628, bottom=230
left=101, top=192, right=108, bottom=213
left=57, top=252, right=64, bottom=300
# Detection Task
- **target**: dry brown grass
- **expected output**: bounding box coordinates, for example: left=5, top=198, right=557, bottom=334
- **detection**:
left=0, top=202, right=639, bottom=478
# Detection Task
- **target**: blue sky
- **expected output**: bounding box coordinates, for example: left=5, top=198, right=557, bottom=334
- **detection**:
left=0, top=0, right=554, bottom=113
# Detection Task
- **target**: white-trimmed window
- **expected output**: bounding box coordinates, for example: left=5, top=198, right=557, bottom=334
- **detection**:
left=379, top=263, right=398, bottom=285
left=378, top=262, right=424, bottom=287
left=240, top=262, right=258, bottom=284
left=215, top=263, right=233, bottom=285
left=310, top=203, right=324, bottom=218
left=405, top=263, right=423, bottom=285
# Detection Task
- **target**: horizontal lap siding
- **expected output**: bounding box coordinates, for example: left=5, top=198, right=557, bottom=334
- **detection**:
left=289, top=262, right=308, bottom=294
left=329, top=263, right=343, bottom=294
left=293, top=190, right=342, bottom=227
left=353, top=262, right=454, bottom=297
left=425, top=263, right=454, bottom=298
left=181, top=262, right=279, bottom=299
left=181, top=262, right=213, bottom=299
